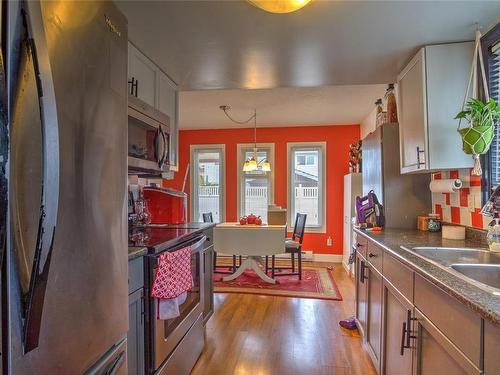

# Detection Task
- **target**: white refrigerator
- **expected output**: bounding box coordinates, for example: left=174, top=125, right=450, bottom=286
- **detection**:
left=343, top=173, right=362, bottom=275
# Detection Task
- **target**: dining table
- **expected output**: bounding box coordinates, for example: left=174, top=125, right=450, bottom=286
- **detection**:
left=213, top=222, right=287, bottom=284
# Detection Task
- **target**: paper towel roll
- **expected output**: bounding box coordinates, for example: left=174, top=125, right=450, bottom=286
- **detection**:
left=429, top=179, right=462, bottom=193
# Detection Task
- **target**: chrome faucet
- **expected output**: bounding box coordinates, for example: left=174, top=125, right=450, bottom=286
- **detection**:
left=481, top=185, right=500, bottom=217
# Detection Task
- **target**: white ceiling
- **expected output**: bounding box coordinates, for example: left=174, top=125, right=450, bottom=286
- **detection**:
left=117, top=1, right=500, bottom=91
left=179, top=84, right=386, bottom=129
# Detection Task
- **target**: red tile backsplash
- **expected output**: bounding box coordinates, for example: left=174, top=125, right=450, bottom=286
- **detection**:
left=431, top=169, right=486, bottom=230
left=459, top=188, right=470, bottom=207
left=451, top=206, right=461, bottom=224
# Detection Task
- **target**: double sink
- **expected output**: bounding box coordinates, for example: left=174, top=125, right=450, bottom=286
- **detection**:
left=402, top=247, right=500, bottom=294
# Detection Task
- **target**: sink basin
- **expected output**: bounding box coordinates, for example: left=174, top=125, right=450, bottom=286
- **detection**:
left=401, top=246, right=500, bottom=293
left=450, top=264, right=500, bottom=290
left=408, top=247, right=499, bottom=266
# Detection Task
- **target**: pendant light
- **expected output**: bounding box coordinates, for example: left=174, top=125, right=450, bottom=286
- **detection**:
left=220, top=105, right=271, bottom=173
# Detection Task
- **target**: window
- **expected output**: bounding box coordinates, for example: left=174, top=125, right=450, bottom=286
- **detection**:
left=483, top=23, right=500, bottom=195
left=190, top=145, right=225, bottom=223
left=237, top=144, right=275, bottom=222
left=288, top=143, right=326, bottom=231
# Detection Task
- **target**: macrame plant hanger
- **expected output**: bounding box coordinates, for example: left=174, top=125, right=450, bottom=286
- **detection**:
left=457, top=28, right=493, bottom=176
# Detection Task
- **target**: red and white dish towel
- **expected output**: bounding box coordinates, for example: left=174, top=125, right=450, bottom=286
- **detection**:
left=151, top=246, right=193, bottom=320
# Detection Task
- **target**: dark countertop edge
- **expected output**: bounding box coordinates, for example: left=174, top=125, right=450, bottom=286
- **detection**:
left=354, top=228, right=500, bottom=328
left=128, top=246, right=148, bottom=260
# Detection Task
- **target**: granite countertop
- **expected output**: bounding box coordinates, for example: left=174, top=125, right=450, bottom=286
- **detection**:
left=354, top=227, right=500, bottom=327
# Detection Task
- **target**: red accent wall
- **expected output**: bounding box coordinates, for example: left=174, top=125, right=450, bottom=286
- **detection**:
left=163, top=124, right=360, bottom=255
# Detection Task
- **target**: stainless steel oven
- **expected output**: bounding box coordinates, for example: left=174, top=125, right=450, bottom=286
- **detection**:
left=128, top=95, right=170, bottom=175
left=145, top=235, right=206, bottom=375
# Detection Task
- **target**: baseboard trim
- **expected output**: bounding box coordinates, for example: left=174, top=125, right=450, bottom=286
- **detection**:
left=312, top=254, right=343, bottom=263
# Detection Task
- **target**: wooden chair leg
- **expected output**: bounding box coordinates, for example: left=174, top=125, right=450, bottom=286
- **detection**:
left=298, top=250, right=302, bottom=280
left=239, top=256, right=242, bottom=266
left=232, top=255, right=237, bottom=272
left=265, top=256, right=269, bottom=273
left=213, top=251, right=217, bottom=270
left=271, top=255, right=276, bottom=278
left=291, top=253, right=295, bottom=273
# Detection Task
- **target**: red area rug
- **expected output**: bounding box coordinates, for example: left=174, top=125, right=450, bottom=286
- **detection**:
left=214, top=265, right=343, bottom=301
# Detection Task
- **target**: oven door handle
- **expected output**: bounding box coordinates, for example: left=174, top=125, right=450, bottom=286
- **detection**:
left=160, top=235, right=207, bottom=255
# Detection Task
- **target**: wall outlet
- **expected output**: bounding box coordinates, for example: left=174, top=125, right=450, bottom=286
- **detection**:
left=327, top=236, right=333, bottom=246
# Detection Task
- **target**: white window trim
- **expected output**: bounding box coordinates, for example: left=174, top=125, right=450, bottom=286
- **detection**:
left=287, top=142, right=327, bottom=233
left=236, top=143, right=275, bottom=219
left=190, top=144, right=226, bottom=223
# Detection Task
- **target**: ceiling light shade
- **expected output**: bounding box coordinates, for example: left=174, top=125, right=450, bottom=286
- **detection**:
left=243, top=158, right=258, bottom=172
left=261, top=160, right=271, bottom=172
left=248, top=0, right=312, bottom=13
left=247, top=158, right=258, bottom=171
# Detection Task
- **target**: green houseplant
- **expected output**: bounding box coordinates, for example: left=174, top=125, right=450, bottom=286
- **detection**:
left=455, top=98, right=500, bottom=155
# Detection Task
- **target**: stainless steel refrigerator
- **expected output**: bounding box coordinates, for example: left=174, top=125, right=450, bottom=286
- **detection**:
left=5, top=1, right=128, bottom=373
left=362, top=123, right=431, bottom=228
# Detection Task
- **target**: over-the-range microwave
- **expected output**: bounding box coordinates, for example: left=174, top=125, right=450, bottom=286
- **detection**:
left=128, top=95, right=170, bottom=175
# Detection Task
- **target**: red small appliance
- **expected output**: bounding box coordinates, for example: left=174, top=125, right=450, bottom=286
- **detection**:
left=143, top=187, right=187, bottom=224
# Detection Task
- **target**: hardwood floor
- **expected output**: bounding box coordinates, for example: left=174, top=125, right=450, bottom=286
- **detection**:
left=191, top=263, right=377, bottom=375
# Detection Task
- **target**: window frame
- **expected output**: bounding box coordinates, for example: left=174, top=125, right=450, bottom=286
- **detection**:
left=287, top=142, right=327, bottom=233
left=190, top=144, right=225, bottom=223
left=481, top=22, right=500, bottom=204
left=236, top=143, right=275, bottom=220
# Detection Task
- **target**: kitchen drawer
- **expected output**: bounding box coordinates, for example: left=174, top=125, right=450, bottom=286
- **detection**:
left=383, top=253, right=413, bottom=302
left=129, top=256, right=144, bottom=295
left=366, top=241, right=383, bottom=273
left=414, top=274, right=481, bottom=367
left=355, top=234, right=368, bottom=259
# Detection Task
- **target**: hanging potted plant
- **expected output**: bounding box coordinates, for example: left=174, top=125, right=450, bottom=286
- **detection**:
left=455, top=29, right=500, bottom=175
left=456, top=97, right=499, bottom=154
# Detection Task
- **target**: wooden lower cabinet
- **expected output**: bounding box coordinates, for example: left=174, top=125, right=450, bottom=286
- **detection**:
left=128, top=288, right=145, bottom=375
left=413, top=309, right=480, bottom=375
left=354, top=234, right=499, bottom=375
left=366, top=265, right=383, bottom=372
left=382, top=281, right=413, bottom=375
left=355, top=256, right=368, bottom=336
left=484, top=320, right=500, bottom=375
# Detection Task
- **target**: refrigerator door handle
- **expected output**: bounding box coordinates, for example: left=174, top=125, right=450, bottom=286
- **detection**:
left=21, top=1, right=60, bottom=353
left=105, top=351, right=125, bottom=375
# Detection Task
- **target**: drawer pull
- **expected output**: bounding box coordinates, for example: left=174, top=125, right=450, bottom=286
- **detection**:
left=360, top=260, right=368, bottom=283
left=368, top=252, right=376, bottom=258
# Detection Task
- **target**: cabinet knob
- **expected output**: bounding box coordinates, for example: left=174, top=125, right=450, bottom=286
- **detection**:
left=368, top=252, right=376, bottom=258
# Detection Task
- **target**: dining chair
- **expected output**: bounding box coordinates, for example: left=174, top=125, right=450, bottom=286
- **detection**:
left=266, top=213, right=307, bottom=280
left=202, top=212, right=240, bottom=273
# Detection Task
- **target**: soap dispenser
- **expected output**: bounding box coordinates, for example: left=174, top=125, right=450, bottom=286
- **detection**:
left=487, top=213, right=500, bottom=252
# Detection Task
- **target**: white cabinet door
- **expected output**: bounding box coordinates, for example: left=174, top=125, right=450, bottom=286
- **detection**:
left=397, top=48, right=427, bottom=173
left=157, top=72, right=176, bottom=116
left=157, top=73, right=178, bottom=170
left=128, top=42, right=157, bottom=108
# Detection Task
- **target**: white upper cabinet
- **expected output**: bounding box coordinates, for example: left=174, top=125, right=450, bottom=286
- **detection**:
left=128, top=42, right=179, bottom=171
left=128, top=43, right=157, bottom=108
left=157, top=74, right=179, bottom=171
left=397, top=42, right=474, bottom=173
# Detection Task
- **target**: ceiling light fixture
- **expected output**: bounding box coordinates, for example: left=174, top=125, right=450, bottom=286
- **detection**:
left=219, top=105, right=271, bottom=173
left=247, top=0, right=312, bottom=14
